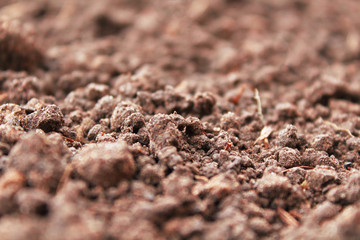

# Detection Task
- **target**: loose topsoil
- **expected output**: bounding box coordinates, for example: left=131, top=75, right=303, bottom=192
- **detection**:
left=0, top=0, right=360, bottom=239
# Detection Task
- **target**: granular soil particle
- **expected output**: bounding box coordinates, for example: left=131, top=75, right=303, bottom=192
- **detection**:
left=0, top=0, right=359, bottom=239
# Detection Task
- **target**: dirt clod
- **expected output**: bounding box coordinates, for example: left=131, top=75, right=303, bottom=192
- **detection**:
left=277, top=147, right=301, bottom=168
left=21, top=104, right=64, bottom=132
left=8, top=132, right=69, bottom=192
left=72, top=141, right=135, bottom=188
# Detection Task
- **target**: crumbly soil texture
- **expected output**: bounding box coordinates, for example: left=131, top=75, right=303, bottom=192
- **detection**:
left=0, top=0, right=360, bottom=239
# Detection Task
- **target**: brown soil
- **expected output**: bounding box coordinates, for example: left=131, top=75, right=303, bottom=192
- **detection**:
left=0, top=0, right=360, bottom=239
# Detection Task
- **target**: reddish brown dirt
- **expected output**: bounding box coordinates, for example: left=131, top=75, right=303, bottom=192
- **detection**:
left=0, top=0, right=360, bottom=239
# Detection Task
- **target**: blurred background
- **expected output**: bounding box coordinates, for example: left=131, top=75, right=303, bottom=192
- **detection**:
left=1, top=0, right=360, bottom=107
left=1, top=0, right=360, bottom=75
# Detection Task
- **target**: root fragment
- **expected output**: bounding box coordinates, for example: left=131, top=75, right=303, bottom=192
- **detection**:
left=254, top=126, right=273, bottom=148
left=282, top=166, right=314, bottom=174
left=230, top=84, right=246, bottom=105
left=254, top=88, right=264, bottom=124
left=323, top=120, right=354, bottom=137
left=56, top=164, right=74, bottom=193
left=277, top=207, right=299, bottom=227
